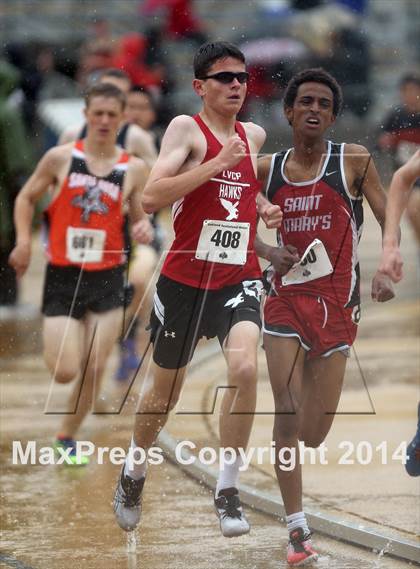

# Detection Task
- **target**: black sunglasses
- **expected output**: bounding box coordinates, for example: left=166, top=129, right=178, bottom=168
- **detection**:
left=199, top=71, right=249, bottom=84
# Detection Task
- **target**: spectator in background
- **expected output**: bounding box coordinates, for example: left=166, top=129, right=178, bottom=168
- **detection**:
left=77, top=42, right=116, bottom=88
left=272, top=1, right=369, bottom=117
left=88, top=16, right=113, bottom=44
left=4, top=42, right=79, bottom=143
left=112, top=27, right=174, bottom=128
left=319, top=25, right=372, bottom=116
left=77, top=17, right=118, bottom=88
left=377, top=73, right=420, bottom=242
left=126, top=85, right=160, bottom=148
left=112, top=32, right=164, bottom=94
left=5, top=42, right=42, bottom=135
left=0, top=60, right=32, bottom=310
left=141, top=0, right=207, bottom=46
left=377, top=73, right=420, bottom=164
left=36, top=46, right=79, bottom=102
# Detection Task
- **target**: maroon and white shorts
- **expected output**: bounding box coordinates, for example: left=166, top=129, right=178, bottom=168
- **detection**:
left=263, top=293, right=359, bottom=359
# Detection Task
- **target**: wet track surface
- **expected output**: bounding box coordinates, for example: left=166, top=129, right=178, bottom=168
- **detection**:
left=0, top=431, right=415, bottom=569
left=1, top=210, right=419, bottom=568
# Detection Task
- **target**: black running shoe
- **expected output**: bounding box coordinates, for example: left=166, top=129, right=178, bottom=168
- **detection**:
left=113, top=467, right=145, bottom=531
left=214, top=487, right=250, bottom=537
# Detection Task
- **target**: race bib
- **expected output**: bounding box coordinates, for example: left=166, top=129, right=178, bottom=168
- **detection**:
left=195, top=220, right=250, bottom=265
left=282, top=239, right=333, bottom=285
left=66, top=227, right=106, bottom=264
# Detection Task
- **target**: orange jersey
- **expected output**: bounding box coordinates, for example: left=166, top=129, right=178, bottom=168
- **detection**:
left=45, top=140, right=129, bottom=271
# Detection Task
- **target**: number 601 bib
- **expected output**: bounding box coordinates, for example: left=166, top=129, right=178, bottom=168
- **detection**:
left=66, top=227, right=106, bottom=264
left=195, top=220, right=250, bottom=265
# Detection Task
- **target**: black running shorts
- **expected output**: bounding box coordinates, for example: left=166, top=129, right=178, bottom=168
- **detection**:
left=149, top=275, right=262, bottom=369
left=41, top=264, right=126, bottom=320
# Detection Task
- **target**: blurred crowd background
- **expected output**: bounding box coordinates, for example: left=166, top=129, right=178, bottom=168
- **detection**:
left=0, top=0, right=419, bottom=308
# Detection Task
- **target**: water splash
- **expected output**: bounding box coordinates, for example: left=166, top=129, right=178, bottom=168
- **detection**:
left=127, top=531, right=137, bottom=554
left=372, top=540, right=392, bottom=568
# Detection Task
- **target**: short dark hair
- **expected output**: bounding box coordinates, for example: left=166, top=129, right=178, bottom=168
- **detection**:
left=400, top=72, right=420, bottom=88
left=194, top=41, right=245, bottom=78
left=99, top=68, right=131, bottom=83
left=84, top=82, right=126, bottom=110
left=130, top=84, right=154, bottom=100
left=283, top=68, right=343, bottom=117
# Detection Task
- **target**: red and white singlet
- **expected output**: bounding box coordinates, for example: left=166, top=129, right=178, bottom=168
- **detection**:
left=264, top=141, right=364, bottom=308
left=162, top=114, right=262, bottom=289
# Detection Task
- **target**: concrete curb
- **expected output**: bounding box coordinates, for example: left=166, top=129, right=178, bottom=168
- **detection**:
left=158, top=342, right=420, bottom=565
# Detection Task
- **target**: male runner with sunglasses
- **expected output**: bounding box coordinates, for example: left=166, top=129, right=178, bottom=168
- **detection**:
left=113, top=41, right=282, bottom=537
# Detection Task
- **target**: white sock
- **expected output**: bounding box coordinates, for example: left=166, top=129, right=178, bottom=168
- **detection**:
left=124, top=437, right=148, bottom=481
left=216, top=452, right=243, bottom=496
left=286, top=511, right=310, bottom=537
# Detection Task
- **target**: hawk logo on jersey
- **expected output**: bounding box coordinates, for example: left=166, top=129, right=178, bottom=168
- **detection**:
left=72, top=183, right=109, bottom=222
left=220, top=198, right=239, bottom=221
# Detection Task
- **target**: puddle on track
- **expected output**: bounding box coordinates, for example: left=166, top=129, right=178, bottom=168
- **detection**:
left=0, top=452, right=414, bottom=569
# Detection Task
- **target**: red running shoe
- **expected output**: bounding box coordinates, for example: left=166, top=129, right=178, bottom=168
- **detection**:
left=287, top=527, right=319, bottom=566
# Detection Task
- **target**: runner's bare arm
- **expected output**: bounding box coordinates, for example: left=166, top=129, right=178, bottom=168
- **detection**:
left=383, top=149, right=420, bottom=247
left=241, top=126, right=282, bottom=229
left=243, top=121, right=266, bottom=158
left=345, top=144, right=395, bottom=302
left=345, top=144, right=388, bottom=228
left=256, top=193, right=283, bottom=228
left=254, top=235, right=299, bottom=274
left=126, top=158, right=153, bottom=245
left=257, top=154, right=273, bottom=185
left=8, top=147, right=68, bottom=276
left=127, top=123, right=158, bottom=167
left=141, top=115, right=247, bottom=212
left=379, top=149, right=420, bottom=282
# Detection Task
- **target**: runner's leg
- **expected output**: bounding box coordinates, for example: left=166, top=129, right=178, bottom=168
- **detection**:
left=264, top=334, right=319, bottom=564
left=213, top=320, right=259, bottom=537
left=220, top=320, right=259, bottom=453
left=115, top=246, right=158, bottom=381
left=299, top=352, right=347, bottom=447
left=132, top=363, right=187, bottom=450
left=59, top=307, right=122, bottom=438
left=263, top=334, right=306, bottom=515
left=43, top=316, right=82, bottom=384
left=113, top=362, right=187, bottom=531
